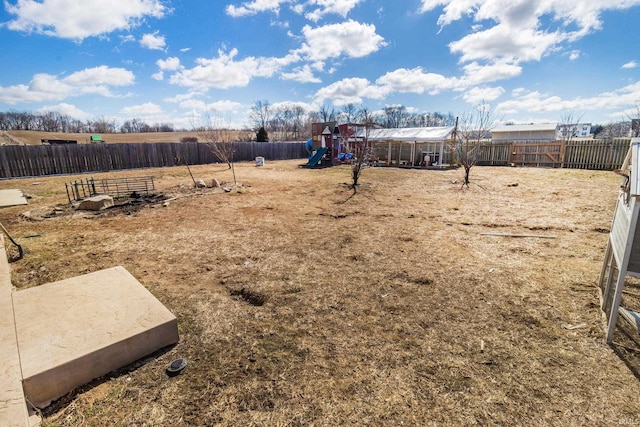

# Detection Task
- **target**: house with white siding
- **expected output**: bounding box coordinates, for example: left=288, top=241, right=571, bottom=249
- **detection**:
left=491, top=123, right=559, bottom=143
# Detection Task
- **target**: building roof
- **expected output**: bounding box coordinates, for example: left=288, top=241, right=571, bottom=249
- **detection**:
left=365, top=126, right=455, bottom=142
left=492, top=123, right=558, bottom=133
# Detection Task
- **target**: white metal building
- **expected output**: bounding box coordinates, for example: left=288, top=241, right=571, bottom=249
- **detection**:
left=366, top=126, right=456, bottom=167
left=491, top=123, right=558, bottom=143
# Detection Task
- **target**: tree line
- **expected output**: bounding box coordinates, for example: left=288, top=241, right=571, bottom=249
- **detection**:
left=0, top=110, right=175, bottom=134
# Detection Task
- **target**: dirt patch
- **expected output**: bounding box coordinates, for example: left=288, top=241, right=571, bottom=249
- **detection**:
left=229, top=287, right=268, bottom=306
left=1, top=161, right=639, bottom=426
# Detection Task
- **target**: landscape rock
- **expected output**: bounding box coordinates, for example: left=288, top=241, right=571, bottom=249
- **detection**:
left=21, top=207, right=58, bottom=221
left=78, top=195, right=114, bottom=211
left=211, top=178, right=220, bottom=188
left=195, top=179, right=207, bottom=188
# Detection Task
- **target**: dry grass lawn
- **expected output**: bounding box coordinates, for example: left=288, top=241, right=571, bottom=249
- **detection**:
left=1, top=160, right=639, bottom=426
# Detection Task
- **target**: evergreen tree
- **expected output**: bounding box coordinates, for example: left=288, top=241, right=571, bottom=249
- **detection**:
left=256, top=126, right=269, bottom=142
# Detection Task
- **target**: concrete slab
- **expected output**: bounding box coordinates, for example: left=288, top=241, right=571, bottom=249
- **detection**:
left=13, top=266, right=179, bottom=408
left=0, top=189, right=27, bottom=208
left=77, top=195, right=113, bottom=211
left=0, top=236, right=33, bottom=427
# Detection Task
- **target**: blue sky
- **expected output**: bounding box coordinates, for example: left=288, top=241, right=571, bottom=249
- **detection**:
left=1, top=0, right=640, bottom=130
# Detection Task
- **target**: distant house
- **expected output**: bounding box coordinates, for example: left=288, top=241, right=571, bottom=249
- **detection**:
left=491, top=123, right=558, bottom=143
left=557, top=123, right=592, bottom=139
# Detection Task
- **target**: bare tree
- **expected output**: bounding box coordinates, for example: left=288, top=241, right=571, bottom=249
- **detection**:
left=249, top=100, right=271, bottom=133
left=598, top=121, right=630, bottom=140
left=382, top=104, right=409, bottom=128
left=558, top=111, right=585, bottom=144
left=453, top=100, right=498, bottom=188
left=291, top=105, right=306, bottom=140
left=349, top=106, right=375, bottom=191
left=198, top=115, right=237, bottom=185
left=319, top=105, right=336, bottom=123
left=627, top=104, right=640, bottom=137
left=91, top=116, right=118, bottom=133
left=341, top=103, right=357, bottom=124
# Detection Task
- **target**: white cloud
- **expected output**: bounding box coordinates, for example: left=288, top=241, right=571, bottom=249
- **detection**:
left=303, top=0, right=363, bottom=22
left=420, top=0, right=640, bottom=71
left=206, top=100, right=244, bottom=112
left=622, top=61, right=639, bottom=69
left=121, top=102, right=164, bottom=116
left=5, top=0, right=167, bottom=40
left=168, top=48, right=282, bottom=89
left=448, top=24, right=560, bottom=64
left=271, top=19, right=290, bottom=28
left=164, top=92, right=203, bottom=103
left=569, top=50, right=581, bottom=61
left=36, top=103, right=92, bottom=120
left=177, top=99, right=208, bottom=111
left=157, top=57, right=182, bottom=71
left=281, top=65, right=321, bottom=83
left=225, top=0, right=287, bottom=17
left=177, top=99, right=244, bottom=113
left=460, top=61, right=522, bottom=85
left=315, top=77, right=387, bottom=106
left=271, top=99, right=313, bottom=108
left=376, top=67, right=458, bottom=95
left=495, top=81, right=640, bottom=117
left=462, top=86, right=505, bottom=103
left=140, top=32, right=166, bottom=50
left=0, top=66, right=134, bottom=104
left=64, top=65, right=134, bottom=86
left=298, top=20, right=386, bottom=63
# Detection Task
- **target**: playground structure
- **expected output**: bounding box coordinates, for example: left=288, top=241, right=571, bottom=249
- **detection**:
left=302, top=123, right=457, bottom=169
left=600, top=137, right=640, bottom=343
left=302, top=122, right=355, bottom=168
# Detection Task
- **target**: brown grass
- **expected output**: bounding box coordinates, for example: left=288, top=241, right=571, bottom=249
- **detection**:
left=1, top=160, right=639, bottom=426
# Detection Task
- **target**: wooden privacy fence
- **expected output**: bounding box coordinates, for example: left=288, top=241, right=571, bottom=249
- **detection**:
left=563, top=139, right=629, bottom=170
left=510, top=143, right=565, bottom=167
left=373, top=139, right=630, bottom=170
left=0, top=138, right=631, bottom=178
left=474, top=138, right=630, bottom=169
left=0, top=141, right=307, bottom=178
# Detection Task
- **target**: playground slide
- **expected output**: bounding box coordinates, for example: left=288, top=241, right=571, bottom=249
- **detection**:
left=305, top=147, right=329, bottom=167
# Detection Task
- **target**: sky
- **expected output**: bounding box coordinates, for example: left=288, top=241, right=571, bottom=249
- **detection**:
left=1, top=0, right=640, bottom=131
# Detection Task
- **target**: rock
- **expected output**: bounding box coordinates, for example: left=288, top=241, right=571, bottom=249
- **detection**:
left=78, top=195, right=114, bottom=211
left=211, top=178, right=220, bottom=188
left=21, top=207, right=58, bottom=221
left=507, top=183, right=519, bottom=187
left=195, top=179, right=207, bottom=188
